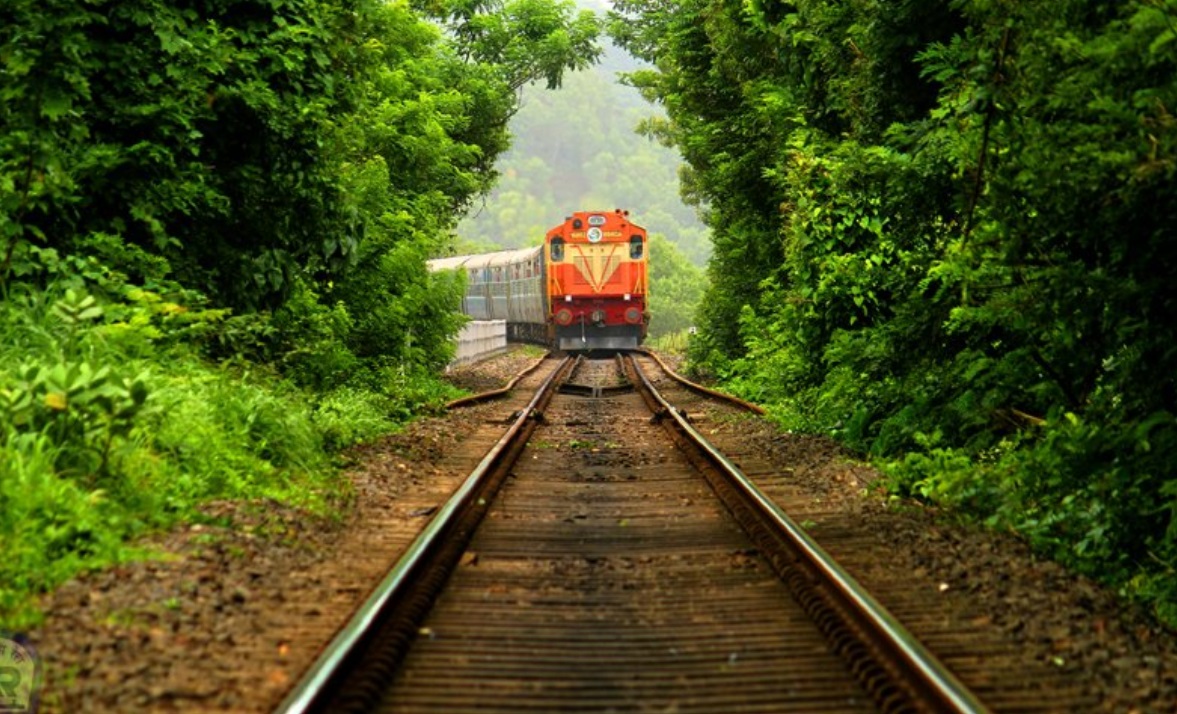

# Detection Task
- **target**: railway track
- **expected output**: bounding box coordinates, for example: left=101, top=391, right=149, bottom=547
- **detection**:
left=275, top=353, right=1082, bottom=713
left=627, top=352, right=1092, bottom=712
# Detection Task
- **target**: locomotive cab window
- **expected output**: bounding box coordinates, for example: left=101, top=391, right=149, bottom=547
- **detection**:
left=550, top=237, right=565, bottom=262
left=629, top=235, right=644, bottom=259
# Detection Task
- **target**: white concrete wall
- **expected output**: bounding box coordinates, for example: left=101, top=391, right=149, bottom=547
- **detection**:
left=452, top=319, right=508, bottom=366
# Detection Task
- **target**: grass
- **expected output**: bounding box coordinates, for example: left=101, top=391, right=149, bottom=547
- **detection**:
left=0, top=285, right=440, bottom=630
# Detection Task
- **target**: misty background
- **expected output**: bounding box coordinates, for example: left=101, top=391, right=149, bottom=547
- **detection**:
left=455, top=0, right=710, bottom=268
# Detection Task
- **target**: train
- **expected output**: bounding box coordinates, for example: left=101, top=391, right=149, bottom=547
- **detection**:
left=429, top=209, right=649, bottom=351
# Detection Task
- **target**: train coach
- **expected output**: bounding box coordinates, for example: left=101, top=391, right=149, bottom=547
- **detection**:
left=429, top=209, right=648, bottom=352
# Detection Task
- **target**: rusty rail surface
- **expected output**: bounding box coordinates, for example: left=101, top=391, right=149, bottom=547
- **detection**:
left=622, top=353, right=988, bottom=714
left=276, top=355, right=573, bottom=714
left=637, top=347, right=765, bottom=414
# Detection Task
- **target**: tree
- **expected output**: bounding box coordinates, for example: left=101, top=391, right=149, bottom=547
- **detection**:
left=1, top=0, right=356, bottom=308
left=647, top=233, right=704, bottom=337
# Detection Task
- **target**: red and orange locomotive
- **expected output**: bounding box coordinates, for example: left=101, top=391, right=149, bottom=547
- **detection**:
left=428, top=209, right=649, bottom=353
left=545, top=210, right=648, bottom=350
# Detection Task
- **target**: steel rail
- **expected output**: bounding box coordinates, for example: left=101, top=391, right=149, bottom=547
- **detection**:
left=625, top=354, right=990, bottom=714
left=444, top=350, right=552, bottom=409
left=636, top=347, right=765, bottom=414
left=275, top=355, right=573, bottom=714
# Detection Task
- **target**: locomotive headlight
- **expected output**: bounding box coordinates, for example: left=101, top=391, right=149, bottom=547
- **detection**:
left=591, top=309, right=606, bottom=324
left=624, top=307, right=642, bottom=324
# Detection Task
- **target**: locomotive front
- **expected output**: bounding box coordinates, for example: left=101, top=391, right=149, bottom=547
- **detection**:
left=545, top=209, right=648, bottom=351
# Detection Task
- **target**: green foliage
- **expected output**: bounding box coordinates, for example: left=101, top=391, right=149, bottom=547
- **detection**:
left=311, top=0, right=603, bottom=379
left=271, top=280, right=361, bottom=392
left=0, top=280, right=474, bottom=630
left=2, top=290, right=149, bottom=477
left=646, top=233, right=706, bottom=338
left=311, top=387, right=400, bottom=452
left=418, top=0, right=602, bottom=92
left=886, top=409, right=1177, bottom=607
left=0, top=288, right=324, bottom=627
left=614, top=0, right=1177, bottom=623
left=0, top=431, right=125, bottom=628
left=2, top=0, right=604, bottom=369
left=1, top=0, right=356, bottom=307
left=3, top=360, right=149, bottom=474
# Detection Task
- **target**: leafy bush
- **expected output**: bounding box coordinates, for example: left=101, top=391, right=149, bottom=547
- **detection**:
left=311, top=387, right=396, bottom=452
left=0, top=431, right=125, bottom=628
left=0, top=287, right=340, bottom=628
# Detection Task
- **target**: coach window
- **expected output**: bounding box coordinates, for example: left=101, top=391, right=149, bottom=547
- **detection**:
left=550, top=237, right=565, bottom=262
left=629, top=235, right=644, bottom=259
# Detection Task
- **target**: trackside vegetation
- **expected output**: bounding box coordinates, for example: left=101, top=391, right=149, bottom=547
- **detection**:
left=610, top=0, right=1177, bottom=624
left=647, top=233, right=706, bottom=341
left=1, top=0, right=602, bottom=628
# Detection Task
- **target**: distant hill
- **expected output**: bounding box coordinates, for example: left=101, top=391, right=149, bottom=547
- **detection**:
left=455, top=2, right=710, bottom=265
